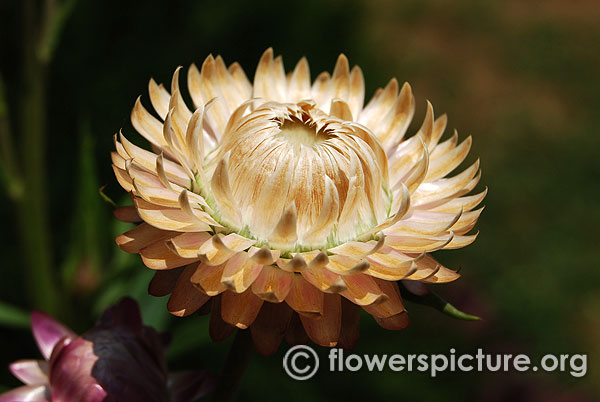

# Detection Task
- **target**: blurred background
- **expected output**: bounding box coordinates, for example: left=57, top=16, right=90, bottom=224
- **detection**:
left=0, top=0, right=599, bottom=400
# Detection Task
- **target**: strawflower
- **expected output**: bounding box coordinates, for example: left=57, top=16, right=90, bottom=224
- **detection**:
left=112, top=48, right=485, bottom=355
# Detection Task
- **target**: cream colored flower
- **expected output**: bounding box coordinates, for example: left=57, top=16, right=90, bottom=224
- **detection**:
left=112, top=48, right=485, bottom=355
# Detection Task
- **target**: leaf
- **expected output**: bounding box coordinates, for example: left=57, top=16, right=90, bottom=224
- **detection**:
left=167, top=318, right=211, bottom=360
left=399, top=282, right=482, bottom=321
left=0, top=300, right=30, bottom=329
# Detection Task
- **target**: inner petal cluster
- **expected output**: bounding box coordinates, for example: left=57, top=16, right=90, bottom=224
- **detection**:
left=208, top=101, right=389, bottom=251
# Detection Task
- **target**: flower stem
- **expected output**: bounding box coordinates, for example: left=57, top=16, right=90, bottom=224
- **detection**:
left=9, top=0, right=78, bottom=318
left=17, top=0, right=60, bottom=316
left=211, top=329, right=254, bottom=402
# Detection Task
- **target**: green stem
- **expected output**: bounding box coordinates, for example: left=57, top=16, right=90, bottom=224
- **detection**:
left=399, top=284, right=482, bottom=321
left=211, top=330, right=254, bottom=402
left=14, top=0, right=62, bottom=315
left=38, top=0, right=78, bottom=63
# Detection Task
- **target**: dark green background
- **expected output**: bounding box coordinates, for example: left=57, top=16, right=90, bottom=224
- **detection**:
left=1, top=0, right=598, bottom=400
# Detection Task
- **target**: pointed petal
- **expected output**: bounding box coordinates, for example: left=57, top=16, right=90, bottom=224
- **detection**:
left=362, top=279, right=405, bottom=318
left=300, top=294, right=341, bottom=347
left=198, top=234, right=255, bottom=266
left=325, top=255, right=371, bottom=275
left=384, top=208, right=462, bottom=237
left=113, top=206, right=141, bottom=223
left=9, top=360, right=47, bottom=385
left=167, top=265, right=210, bottom=316
left=166, top=232, right=212, bottom=259
left=277, top=254, right=308, bottom=273
left=329, top=238, right=385, bottom=258
left=220, top=290, right=263, bottom=329
left=340, top=273, right=387, bottom=306
left=330, top=99, right=353, bottom=121
left=377, top=82, right=415, bottom=149
left=284, top=313, right=309, bottom=347
left=374, top=311, right=410, bottom=330
left=211, top=153, right=241, bottom=228
left=331, top=54, right=350, bottom=101
left=285, top=275, right=324, bottom=318
left=359, top=78, right=399, bottom=128
left=410, top=254, right=460, bottom=283
left=311, top=71, right=332, bottom=113
left=411, top=159, right=480, bottom=208
left=301, top=265, right=347, bottom=293
left=190, top=263, right=227, bottom=296
left=148, top=267, right=184, bottom=297
left=384, top=232, right=454, bottom=253
left=197, top=55, right=231, bottom=138
left=0, top=384, right=49, bottom=402
left=134, top=198, right=211, bottom=232
left=140, top=240, right=200, bottom=270
left=209, top=296, right=235, bottom=342
left=288, top=57, right=311, bottom=102
left=131, top=97, right=168, bottom=149
left=178, top=190, right=220, bottom=226
left=251, top=266, right=293, bottom=303
left=430, top=188, right=487, bottom=214
left=228, top=62, right=252, bottom=99
left=253, top=48, right=286, bottom=102
left=268, top=203, right=298, bottom=249
left=148, top=78, right=170, bottom=120
left=119, top=132, right=189, bottom=186
left=347, top=65, right=365, bottom=120
left=113, top=165, right=134, bottom=192
left=248, top=247, right=280, bottom=265
left=250, top=302, right=293, bottom=356
left=31, top=312, right=75, bottom=360
left=337, top=298, right=361, bottom=349
left=301, top=176, right=339, bottom=246
left=443, top=232, right=479, bottom=249
left=221, top=252, right=263, bottom=293
left=426, top=135, right=472, bottom=181
left=184, top=106, right=206, bottom=173
left=116, top=223, right=175, bottom=254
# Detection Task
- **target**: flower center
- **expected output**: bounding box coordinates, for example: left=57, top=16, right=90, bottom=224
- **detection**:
left=208, top=101, right=389, bottom=250
left=275, top=115, right=331, bottom=148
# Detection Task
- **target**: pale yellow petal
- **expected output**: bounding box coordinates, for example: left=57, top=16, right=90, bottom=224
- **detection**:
left=148, top=78, right=170, bottom=120
left=287, top=57, right=311, bottom=102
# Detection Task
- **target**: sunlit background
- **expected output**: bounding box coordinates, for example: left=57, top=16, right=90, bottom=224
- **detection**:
left=1, top=0, right=599, bottom=400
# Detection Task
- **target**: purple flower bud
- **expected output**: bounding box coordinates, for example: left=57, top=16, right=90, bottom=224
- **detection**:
left=1, top=298, right=214, bottom=402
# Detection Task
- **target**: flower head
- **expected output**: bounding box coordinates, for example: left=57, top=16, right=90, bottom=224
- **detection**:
left=113, top=48, right=485, bottom=354
left=0, top=298, right=213, bottom=402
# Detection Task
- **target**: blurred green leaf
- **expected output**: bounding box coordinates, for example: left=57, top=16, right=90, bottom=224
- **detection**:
left=0, top=300, right=30, bottom=329
left=60, top=118, right=107, bottom=293
left=93, top=268, right=171, bottom=331
left=167, top=317, right=211, bottom=360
